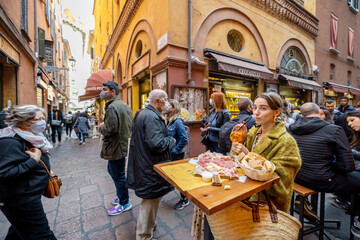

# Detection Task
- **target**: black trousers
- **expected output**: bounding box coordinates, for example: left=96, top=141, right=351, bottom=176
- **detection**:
left=51, top=125, right=62, bottom=143
left=65, top=124, right=72, bottom=136
left=0, top=197, right=56, bottom=240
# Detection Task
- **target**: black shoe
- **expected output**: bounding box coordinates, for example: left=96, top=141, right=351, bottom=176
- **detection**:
left=351, top=221, right=360, bottom=238
left=174, top=198, right=189, bottom=210
left=331, top=197, right=351, bottom=210
left=294, top=196, right=320, bottom=222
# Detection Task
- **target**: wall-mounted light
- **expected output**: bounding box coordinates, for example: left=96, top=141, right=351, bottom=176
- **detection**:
left=69, top=56, right=76, bottom=68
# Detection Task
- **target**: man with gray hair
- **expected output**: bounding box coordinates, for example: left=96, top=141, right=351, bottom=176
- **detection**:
left=127, top=89, right=176, bottom=240
left=288, top=102, right=357, bottom=221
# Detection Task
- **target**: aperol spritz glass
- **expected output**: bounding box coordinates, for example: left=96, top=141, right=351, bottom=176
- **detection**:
left=229, top=121, right=247, bottom=157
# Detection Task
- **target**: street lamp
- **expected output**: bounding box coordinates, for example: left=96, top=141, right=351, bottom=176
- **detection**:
left=69, top=56, right=76, bottom=68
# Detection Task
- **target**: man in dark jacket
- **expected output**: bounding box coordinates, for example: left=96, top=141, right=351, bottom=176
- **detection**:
left=324, top=100, right=342, bottom=123
left=127, top=89, right=175, bottom=240
left=47, top=104, right=64, bottom=145
left=98, top=81, right=133, bottom=216
left=337, top=96, right=356, bottom=113
left=288, top=103, right=360, bottom=219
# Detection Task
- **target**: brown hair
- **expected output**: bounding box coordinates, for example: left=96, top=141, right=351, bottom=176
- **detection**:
left=211, top=92, right=227, bottom=112
left=166, top=99, right=181, bottom=123
left=256, top=92, right=283, bottom=120
left=345, top=110, right=360, bottom=148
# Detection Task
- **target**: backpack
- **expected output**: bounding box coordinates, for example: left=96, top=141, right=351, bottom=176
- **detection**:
left=64, top=115, right=73, bottom=124
left=218, top=115, right=251, bottom=153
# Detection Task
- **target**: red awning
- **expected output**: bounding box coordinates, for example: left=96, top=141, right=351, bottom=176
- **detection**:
left=84, top=69, right=112, bottom=95
left=78, top=94, right=99, bottom=102
left=278, top=74, right=321, bottom=91
left=349, top=89, right=360, bottom=95
left=209, top=52, right=274, bottom=81
left=331, top=85, right=349, bottom=93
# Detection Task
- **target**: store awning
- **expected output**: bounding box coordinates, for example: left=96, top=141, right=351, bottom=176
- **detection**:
left=208, top=52, right=274, bottom=81
left=278, top=74, right=321, bottom=91
left=325, top=82, right=360, bottom=95
left=79, top=69, right=112, bottom=101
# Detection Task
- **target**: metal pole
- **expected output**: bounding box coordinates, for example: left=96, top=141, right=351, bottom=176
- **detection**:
left=187, top=0, right=192, bottom=83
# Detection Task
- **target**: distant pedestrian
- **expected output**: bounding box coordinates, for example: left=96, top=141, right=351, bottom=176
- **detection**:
left=320, top=109, right=333, bottom=123
left=0, top=105, right=56, bottom=240
left=0, top=108, right=10, bottom=129
left=47, top=104, right=64, bottom=145
left=73, top=112, right=90, bottom=145
left=98, top=81, right=133, bottom=216
left=127, top=89, right=176, bottom=240
left=164, top=99, right=189, bottom=210
left=64, top=111, right=74, bottom=139
left=283, top=100, right=295, bottom=128
left=337, top=96, right=356, bottom=114
left=324, top=100, right=342, bottom=123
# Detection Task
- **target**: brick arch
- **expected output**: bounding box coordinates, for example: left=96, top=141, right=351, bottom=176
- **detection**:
left=193, top=7, right=269, bottom=66
left=276, top=38, right=312, bottom=74
left=125, top=19, right=157, bottom=80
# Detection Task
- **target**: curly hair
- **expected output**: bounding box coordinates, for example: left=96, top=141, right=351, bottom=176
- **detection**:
left=5, top=105, right=46, bottom=128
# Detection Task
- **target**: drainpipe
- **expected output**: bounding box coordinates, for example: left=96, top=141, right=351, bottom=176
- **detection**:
left=111, top=0, right=114, bottom=80
left=187, top=0, right=192, bottom=84
left=34, top=0, right=38, bottom=88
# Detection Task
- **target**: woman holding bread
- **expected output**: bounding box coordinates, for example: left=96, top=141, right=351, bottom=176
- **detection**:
left=232, top=92, right=301, bottom=212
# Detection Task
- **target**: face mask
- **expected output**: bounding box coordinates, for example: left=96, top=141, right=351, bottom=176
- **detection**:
left=30, top=120, right=47, bottom=134
left=209, top=99, right=213, bottom=107
left=100, top=91, right=108, bottom=100
left=161, top=101, right=170, bottom=113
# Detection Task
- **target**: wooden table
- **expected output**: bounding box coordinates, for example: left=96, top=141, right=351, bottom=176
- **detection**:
left=154, top=158, right=280, bottom=215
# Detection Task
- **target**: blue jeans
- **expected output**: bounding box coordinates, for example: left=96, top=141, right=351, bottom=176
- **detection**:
left=107, top=158, right=129, bottom=205
left=78, top=132, right=86, bottom=142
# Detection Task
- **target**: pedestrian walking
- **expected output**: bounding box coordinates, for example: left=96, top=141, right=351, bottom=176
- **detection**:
left=64, top=111, right=74, bottom=139
left=200, top=92, right=231, bottom=154
left=73, top=112, right=90, bottom=145
left=127, top=89, right=176, bottom=240
left=98, top=81, right=133, bottom=216
left=164, top=99, right=189, bottom=210
left=337, top=96, right=356, bottom=113
left=0, top=105, right=56, bottom=240
left=283, top=100, right=295, bottom=128
left=47, top=104, right=64, bottom=145
left=324, top=100, right=342, bottom=122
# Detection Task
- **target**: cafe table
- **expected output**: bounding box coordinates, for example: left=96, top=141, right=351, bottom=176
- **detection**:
left=154, top=158, right=280, bottom=240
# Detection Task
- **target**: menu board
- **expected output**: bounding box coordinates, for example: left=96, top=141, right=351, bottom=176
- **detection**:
left=172, top=86, right=207, bottom=122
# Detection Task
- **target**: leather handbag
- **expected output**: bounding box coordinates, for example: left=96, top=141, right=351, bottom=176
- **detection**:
left=206, top=190, right=301, bottom=240
left=39, top=160, right=62, bottom=198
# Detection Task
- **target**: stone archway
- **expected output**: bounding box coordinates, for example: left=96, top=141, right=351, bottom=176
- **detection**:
left=276, top=38, right=312, bottom=74
left=193, top=7, right=269, bottom=66
left=125, top=19, right=157, bottom=80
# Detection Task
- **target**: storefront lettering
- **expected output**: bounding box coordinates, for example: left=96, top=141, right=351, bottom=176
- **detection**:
left=238, top=67, right=261, bottom=78
left=0, top=34, right=20, bottom=64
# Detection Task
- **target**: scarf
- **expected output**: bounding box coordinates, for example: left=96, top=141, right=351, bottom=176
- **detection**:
left=0, top=127, right=53, bottom=151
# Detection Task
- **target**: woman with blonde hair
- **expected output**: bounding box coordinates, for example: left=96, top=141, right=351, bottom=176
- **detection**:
left=200, top=92, right=231, bottom=154
left=165, top=99, right=189, bottom=210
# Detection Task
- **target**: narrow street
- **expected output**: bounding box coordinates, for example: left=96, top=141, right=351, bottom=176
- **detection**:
left=0, top=137, right=357, bottom=240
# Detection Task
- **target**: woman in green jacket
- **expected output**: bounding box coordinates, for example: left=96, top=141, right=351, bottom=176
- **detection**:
left=232, top=92, right=301, bottom=212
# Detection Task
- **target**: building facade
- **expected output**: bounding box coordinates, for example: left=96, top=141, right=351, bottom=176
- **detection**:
left=0, top=0, right=71, bottom=112
left=316, top=0, right=360, bottom=106
left=93, top=0, right=319, bottom=156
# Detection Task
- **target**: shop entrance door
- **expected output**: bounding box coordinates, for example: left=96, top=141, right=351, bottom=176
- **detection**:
left=139, top=77, right=150, bottom=109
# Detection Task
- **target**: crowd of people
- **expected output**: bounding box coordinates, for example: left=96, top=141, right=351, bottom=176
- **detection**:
left=0, top=80, right=360, bottom=239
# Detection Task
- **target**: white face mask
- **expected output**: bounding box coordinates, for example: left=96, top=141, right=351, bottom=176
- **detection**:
left=30, top=120, right=47, bottom=134
left=161, top=101, right=170, bottom=113
left=100, top=91, right=108, bottom=100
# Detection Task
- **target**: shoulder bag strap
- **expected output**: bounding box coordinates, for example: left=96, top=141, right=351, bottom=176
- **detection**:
left=262, top=190, right=278, bottom=223
left=39, top=160, right=51, bottom=176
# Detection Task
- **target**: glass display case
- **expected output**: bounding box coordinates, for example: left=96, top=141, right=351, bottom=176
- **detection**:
left=225, top=90, right=252, bottom=118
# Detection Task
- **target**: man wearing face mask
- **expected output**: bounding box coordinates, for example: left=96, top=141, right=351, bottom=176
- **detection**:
left=98, top=81, right=133, bottom=216
left=127, top=89, right=176, bottom=240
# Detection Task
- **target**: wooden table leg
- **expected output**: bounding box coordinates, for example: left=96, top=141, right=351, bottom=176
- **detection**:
left=204, top=216, right=214, bottom=240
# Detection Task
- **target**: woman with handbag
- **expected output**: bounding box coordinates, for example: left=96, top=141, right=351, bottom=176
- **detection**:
left=200, top=92, right=231, bottom=154
left=0, top=105, right=57, bottom=240
left=73, top=112, right=91, bottom=145
left=231, top=92, right=301, bottom=212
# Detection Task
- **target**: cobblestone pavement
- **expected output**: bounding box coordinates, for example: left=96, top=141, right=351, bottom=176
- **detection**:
left=0, top=137, right=358, bottom=240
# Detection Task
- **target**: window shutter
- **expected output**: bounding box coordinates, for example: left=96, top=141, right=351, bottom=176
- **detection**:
left=38, top=28, right=45, bottom=58
left=354, top=0, right=359, bottom=9
left=348, top=0, right=352, bottom=5
left=20, top=0, right=29, bottom=33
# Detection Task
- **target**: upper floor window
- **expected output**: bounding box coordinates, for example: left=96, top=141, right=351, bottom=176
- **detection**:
left=348, top=0, right=359, bottom=12
left=330, top=63, right=335, bottom=80
left=21, top=0, right=29, bottom=34
left=280, top=47, right=308, bottom=75
left=348, top=27, right=355, bottom=60
left=330, top=13, right=338, bottom=52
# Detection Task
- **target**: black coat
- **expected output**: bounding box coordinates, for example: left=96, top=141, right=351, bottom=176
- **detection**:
left=201, top=109, right=231, bottom=139
left=127, top=105, right=176, bottom=199
left=0, top=135, right=51, bottom=206
left=47, top=110, right=64, bottom=126
left=288, top=117, right=355, bottom=192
